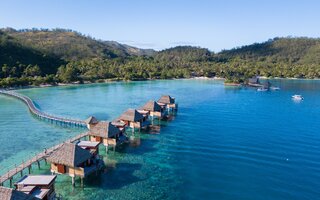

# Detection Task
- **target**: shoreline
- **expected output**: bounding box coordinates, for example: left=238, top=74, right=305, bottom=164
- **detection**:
left=1, top=76, right=320, bottom=91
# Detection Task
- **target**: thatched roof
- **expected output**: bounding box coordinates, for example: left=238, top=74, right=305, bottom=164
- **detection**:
left=111, top=120, right=126, bottom=127
left=85, top=116, right=98, bottom=125
left=0, top=186, right=40, bottom=200
left=140, top=100, right=161, bottom=112
left=89, top=121, right=120, bottom=138
left=158, top=95, right=175, bottom=104
left=119, top=109, right=144, bottom=122
left=47, top=143, right=92, bottom=167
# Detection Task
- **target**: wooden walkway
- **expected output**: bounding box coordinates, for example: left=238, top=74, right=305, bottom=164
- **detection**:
left=0, top=90, right=86, bottom=127
left=0, top=132, right=89, bottom=186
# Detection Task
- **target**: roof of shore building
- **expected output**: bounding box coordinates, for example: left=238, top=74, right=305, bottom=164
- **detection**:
left=248, top=77, right=260, bottom=84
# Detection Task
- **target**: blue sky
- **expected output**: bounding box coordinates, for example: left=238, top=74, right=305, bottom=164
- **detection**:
left=1, top=0, right=320, bottom=51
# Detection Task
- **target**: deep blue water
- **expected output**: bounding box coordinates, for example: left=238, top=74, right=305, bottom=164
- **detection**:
left=0, top=79, right=320, bottom=200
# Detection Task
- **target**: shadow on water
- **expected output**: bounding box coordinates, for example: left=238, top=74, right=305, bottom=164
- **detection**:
left=148, top=125, right=161, bottom=134
left=112, top=136, right=159, bottom=155
left=84, top=163, right=143, bottom=189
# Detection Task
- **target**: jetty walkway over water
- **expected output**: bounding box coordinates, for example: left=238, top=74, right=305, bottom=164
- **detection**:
left=0, top=90, right=86, bottom=127
left=0, top=132, right=89, bottom=186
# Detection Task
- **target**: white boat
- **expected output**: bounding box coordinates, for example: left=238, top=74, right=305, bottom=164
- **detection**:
left=270, top=86, right=280, bottom=90
left=257, top=88, right=268, bottom=92
left=292, top=95, right=303, bottom=100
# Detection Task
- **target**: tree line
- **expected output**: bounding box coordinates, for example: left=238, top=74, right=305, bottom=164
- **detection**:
left=1, top=29, right=320, bottom=87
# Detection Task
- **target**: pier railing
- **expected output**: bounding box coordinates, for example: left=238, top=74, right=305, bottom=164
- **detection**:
left=0, top=90, right=86, bottom=127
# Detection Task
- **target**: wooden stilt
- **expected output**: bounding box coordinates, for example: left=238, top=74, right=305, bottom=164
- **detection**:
left=37, top=160, right=40, bottom=169
left=72, top=177, right=75, bottom=187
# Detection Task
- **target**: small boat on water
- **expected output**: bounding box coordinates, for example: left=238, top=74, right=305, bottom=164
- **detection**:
left=292, top=94, right=304, bottom=100
left=257, top=87, right=268, bottom=92
left=270, top=86, right=280, bottom=90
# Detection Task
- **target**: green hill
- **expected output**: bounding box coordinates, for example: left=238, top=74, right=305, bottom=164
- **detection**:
left=217, top=37, right=320, bottom=64
left=2, top=28, right=155, bottom=61
left=0, top=28, right=320, bottom=87
left=0, top=30, right=65, bottom=76
left=155, top=46, right=212, bottom=62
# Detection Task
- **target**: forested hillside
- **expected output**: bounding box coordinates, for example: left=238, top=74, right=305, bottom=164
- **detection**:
left=0, top=28, right=320, bottom=87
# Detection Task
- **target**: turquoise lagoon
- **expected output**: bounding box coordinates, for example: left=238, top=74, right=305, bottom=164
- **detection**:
left=0, top=79, right=320, bottom=199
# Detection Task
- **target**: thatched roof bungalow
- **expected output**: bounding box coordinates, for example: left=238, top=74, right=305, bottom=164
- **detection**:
left=85, top=116, right=99, bottom=129
left=139, top=100, right=163, bottom=118
left=0, top=186, right=40, bottom=200
left=89, top=121, right=126, bottom=146
left=157, top=95, right=177, bottom=111
left=47, top=143, right=99, bottom=179
left=118, top=109, right=150, bottom=129
left=158, top=95, right=175, bottom=104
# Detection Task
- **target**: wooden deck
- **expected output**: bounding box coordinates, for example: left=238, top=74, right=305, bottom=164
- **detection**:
left=0, top=132, right=89, bottom=186
left=0, top=90, right=86, bottom=127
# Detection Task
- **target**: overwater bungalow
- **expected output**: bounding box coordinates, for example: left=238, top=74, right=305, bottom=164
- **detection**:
left=85, top=116, right=99, bottom=129
left=118, top=109, right=150, bottom=130
left=0, top=186, right=40, bottom=200
left=111, top=120, right=126, bottom=131
left=157, top=95, right=178, bottom=111
left=47, top=143, right=101, bottom=186
left=139, top=100, right=163, bottom=119
left=88, top=121, right=127, bottom=146
left=77, top=141, right=100, bottom=155
left=14, top=175, right=57, bottom=200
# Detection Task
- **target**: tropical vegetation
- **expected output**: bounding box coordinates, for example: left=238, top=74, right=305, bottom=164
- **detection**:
left=1, top=28, right=320, bottom=87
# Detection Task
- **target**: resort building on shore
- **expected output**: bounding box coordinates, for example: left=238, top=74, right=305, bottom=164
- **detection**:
left=157, top=95, right=178, bottom=111
left=88, top=121, right=127, bottom=147
left=118, top=109, right=150, bottom=130
left=139, top=100, right=163, bottom=119
left=14, top=175, right=57, bottom=200
left=47, top=143, right=101, bottom=186
left=248, top=76, right=262, bottom=87
left=0, top=186, right=40, bottom=200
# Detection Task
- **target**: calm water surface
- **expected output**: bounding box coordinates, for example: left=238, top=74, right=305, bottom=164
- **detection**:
left=0, top=79, right=320, bottom=200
